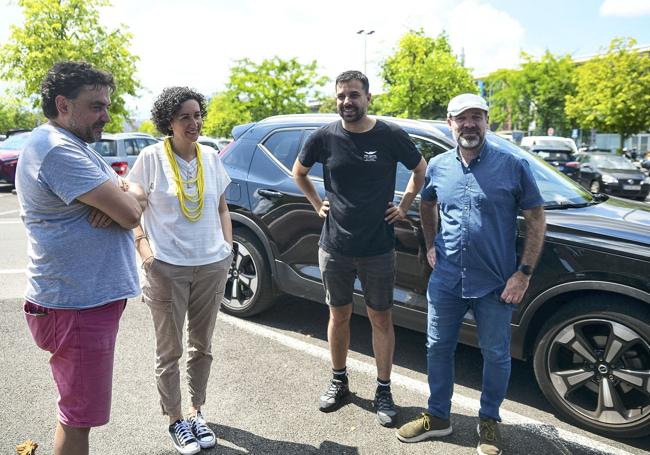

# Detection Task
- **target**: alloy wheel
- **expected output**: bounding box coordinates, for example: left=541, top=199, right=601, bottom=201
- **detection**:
left=545, top=318, right=650, bottom=428
left=223, top=241, right=260, bottom=311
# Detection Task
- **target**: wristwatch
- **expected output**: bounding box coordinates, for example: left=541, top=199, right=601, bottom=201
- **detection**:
left=517, top=264, right=533, bottom=276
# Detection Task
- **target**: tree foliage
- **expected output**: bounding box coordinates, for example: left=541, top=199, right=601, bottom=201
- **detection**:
left=137, top=119, right=157, bottom=136
left=484, top=51, right=575, bottom=135
left=566, top=38, right=650, bottom=151
left=203, top=93, right=252, bottom=138
left=0, top=0, right=140, bottom=131
left=0, top=96, right=43, bottom=133
left=378, top=30, right=476, bottom=119
left=203, top=57, right=327, bottom=137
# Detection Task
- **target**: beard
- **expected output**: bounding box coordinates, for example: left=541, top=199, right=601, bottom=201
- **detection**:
left=338, top=104, right=365, bottom=123
left=454, top=129, right=485, bottom=150
left=72, top=121, right=105, bottom=143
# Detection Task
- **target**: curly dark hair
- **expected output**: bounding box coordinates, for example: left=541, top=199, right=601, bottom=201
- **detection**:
left=335, top=70, right=369, bottom=93
left=151, top=87, right=207, bottom=136
left=41, top=61, right=115, bottom=119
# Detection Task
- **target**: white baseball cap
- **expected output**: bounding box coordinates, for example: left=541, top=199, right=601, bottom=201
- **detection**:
left=447, top=93, right=489, bottom=117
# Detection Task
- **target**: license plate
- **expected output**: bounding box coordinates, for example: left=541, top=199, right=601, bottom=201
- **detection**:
left=623, top=185, right=641, bottom=191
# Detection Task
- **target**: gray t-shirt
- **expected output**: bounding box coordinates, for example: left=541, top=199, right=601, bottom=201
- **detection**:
left=15, top=123, right=139, bottom=309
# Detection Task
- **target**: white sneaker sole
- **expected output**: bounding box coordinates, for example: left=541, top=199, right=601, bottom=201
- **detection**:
left=396, top=425, right=453, bottom=442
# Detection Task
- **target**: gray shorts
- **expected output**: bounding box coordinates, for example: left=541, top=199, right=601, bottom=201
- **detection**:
left=318, top=247, right=396, bottom=311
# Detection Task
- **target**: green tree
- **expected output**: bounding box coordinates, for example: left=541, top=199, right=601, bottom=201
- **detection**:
left=0, top=0, right=140, bottom=131
left=566, top=38, right=650, bottom=151
left=203, top=93, right=252, bottom=138
left=0, top=95, right=43, bottom=133
left=137, top=119, right=158, bottom=136
left=203, top=57, right=328, bottom=136
left=484, top=51, right=575, bottom=135
left=378, top=30, right=476, bottom=119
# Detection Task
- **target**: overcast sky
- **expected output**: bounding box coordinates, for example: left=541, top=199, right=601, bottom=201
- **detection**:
left=1, top=0, right=649, bottom=119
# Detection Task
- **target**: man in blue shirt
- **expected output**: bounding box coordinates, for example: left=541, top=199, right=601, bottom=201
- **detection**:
left=396, top=94, right=546, bottom=455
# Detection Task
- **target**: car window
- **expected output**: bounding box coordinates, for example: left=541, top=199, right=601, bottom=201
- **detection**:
left=124, top=139, right=140, bottom=156
left=395, top=135, right=448, bottom=192
left=486, top=135, right=593, bottom=206
left=300, top=129, right=323, bottom=179
left=263, top=129, right=303, bottom=170
left=0, top=132, right=30, bottom=150
left=136, top=138, right=154, bottom=152
left=591, top=154, right=637, bottom=170
left=90, top=140, right=117, bottom=157
left=535, top=151, right=573, bottom=161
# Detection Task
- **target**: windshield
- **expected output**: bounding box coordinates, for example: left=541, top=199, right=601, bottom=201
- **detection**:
left=590, top=154, right=637, bottom=170
left=0, top=132, right=30, bottom=150
left=486, top=134, right=593, bottom=206
left=426, top=123, right=594, bottom=207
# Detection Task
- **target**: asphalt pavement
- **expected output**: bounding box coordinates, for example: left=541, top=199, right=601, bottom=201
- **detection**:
left=1, top=185, right=649, bottom=454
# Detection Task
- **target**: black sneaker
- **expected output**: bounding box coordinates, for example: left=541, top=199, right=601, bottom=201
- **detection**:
left=319, top=378, right=350, bottom=412
left=477, top=417, right=502, bottom=455
left=168, top=419, right=200, bottom=455
left=188, top=410, right=216, bottom=449
left=373, top=389, right=397, bottom=427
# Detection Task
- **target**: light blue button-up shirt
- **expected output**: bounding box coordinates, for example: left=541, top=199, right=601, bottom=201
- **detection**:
left=421, top=140, right=543, bottom=298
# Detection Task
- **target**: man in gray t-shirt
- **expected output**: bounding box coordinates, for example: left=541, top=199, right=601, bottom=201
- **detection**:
left=15, top=61, right=146, bottom=455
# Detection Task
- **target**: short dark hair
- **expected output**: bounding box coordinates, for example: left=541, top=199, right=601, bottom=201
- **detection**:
left=151, top=87, right=207, bottom=136
left=335, top=70, right=369, bottom=93
left=41, top=61, right=115, bottom=119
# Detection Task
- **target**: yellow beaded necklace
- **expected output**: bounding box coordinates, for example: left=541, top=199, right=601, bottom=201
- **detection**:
left=163, top=137, right=204, bottom=222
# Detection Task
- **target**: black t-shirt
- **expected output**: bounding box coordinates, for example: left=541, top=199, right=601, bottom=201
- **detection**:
left=299, top=119, right=422, bottom=256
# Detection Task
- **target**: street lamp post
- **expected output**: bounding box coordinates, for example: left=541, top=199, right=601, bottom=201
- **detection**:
left=357, top=29, right=375, bottom=75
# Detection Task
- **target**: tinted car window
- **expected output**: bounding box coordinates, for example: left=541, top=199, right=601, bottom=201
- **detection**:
left=395, top=135, right=448, bottom=192
left=124, top=139, right=140, bottom=156
left=90, top=140, right=117, bottom=157
left=300, top=129, right=323, bottom=179
left=136, top=138, right=155, bottom=152
left=486, top=135, right=593, bottom=207
left=263, top=129, right=303, bottom=170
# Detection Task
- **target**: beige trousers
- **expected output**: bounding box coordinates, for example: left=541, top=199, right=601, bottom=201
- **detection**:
left=143, top=255, right=231, bottom=417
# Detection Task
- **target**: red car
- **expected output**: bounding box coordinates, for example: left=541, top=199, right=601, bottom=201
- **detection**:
left=0, top=131, right=30, bottom=185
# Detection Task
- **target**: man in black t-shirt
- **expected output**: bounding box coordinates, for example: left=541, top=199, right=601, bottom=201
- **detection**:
left=293, top=70, right=426, bottom=427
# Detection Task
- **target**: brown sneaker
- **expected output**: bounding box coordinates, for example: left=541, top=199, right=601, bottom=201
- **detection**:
left=476, top=418, right=502, bottom=455
left=396, top=412, right=452, bottom=442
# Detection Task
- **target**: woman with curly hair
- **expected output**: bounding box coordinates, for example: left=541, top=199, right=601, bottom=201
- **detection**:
left=128, top=87, right=232, bottom=455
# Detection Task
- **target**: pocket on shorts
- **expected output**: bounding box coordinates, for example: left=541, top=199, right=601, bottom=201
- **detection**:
left=23, top=301, right=56, bottom=353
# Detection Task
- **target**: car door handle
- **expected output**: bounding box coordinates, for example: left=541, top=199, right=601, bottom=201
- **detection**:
left=258, top=189, right=284, bottom=199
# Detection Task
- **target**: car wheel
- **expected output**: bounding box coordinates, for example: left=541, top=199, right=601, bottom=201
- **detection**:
left=221, top=228, right=275, bottom=317
left=589, top=180, right=601, bottom=193
left=533, top=298, right=650, bottom=438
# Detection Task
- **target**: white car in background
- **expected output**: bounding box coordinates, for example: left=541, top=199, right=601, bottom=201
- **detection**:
left=521, top=136, right=578, bottom=154
left=89, top=132, right=159, bottom=176
left=198, top=135, right=232, bottom=152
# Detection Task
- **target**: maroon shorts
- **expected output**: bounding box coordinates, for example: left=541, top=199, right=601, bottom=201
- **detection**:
left=24, top=299, right=125, bottom=427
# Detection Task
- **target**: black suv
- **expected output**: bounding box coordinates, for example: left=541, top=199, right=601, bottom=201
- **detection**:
left=221, top=114, right=650, bottom=438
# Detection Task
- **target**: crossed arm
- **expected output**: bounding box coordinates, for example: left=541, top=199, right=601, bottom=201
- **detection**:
left=77, top=177, right=147, bottom=229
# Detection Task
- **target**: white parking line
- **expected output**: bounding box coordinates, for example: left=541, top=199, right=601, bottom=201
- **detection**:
left=220, top=313, right=635, bottom=455
left=0, top=209, right=19, bottom=216
left=0, top=269, right=26, bottom=274
left=0, top=219, right=22, bottom=225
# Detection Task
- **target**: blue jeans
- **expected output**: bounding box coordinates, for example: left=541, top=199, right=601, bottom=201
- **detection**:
left=426, top=274, right=514, bottom=421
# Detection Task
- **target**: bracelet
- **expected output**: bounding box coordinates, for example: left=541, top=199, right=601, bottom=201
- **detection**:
left=135, top=234, right=148, bottom=242
left=141, top=256, right=154, bottom=269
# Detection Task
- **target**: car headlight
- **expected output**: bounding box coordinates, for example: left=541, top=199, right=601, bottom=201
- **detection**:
left=601, top=174, right=618, bottom=184
left=644, top=176, right=650, bottom=184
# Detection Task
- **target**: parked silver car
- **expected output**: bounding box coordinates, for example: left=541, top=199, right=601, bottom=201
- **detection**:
left=89, top=132, right=159, bottom=176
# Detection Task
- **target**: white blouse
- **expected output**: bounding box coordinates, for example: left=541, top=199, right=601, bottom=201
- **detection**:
left=128, top=141, right=232, bottom=266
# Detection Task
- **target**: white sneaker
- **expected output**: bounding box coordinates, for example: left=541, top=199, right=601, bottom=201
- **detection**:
left=168, top=419, right=200, bottom=455
left=188, top=410, right=217, bottom=449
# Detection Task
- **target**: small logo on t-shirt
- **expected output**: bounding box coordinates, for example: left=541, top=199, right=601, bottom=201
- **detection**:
left=363, top=151, right=378, bottom=162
